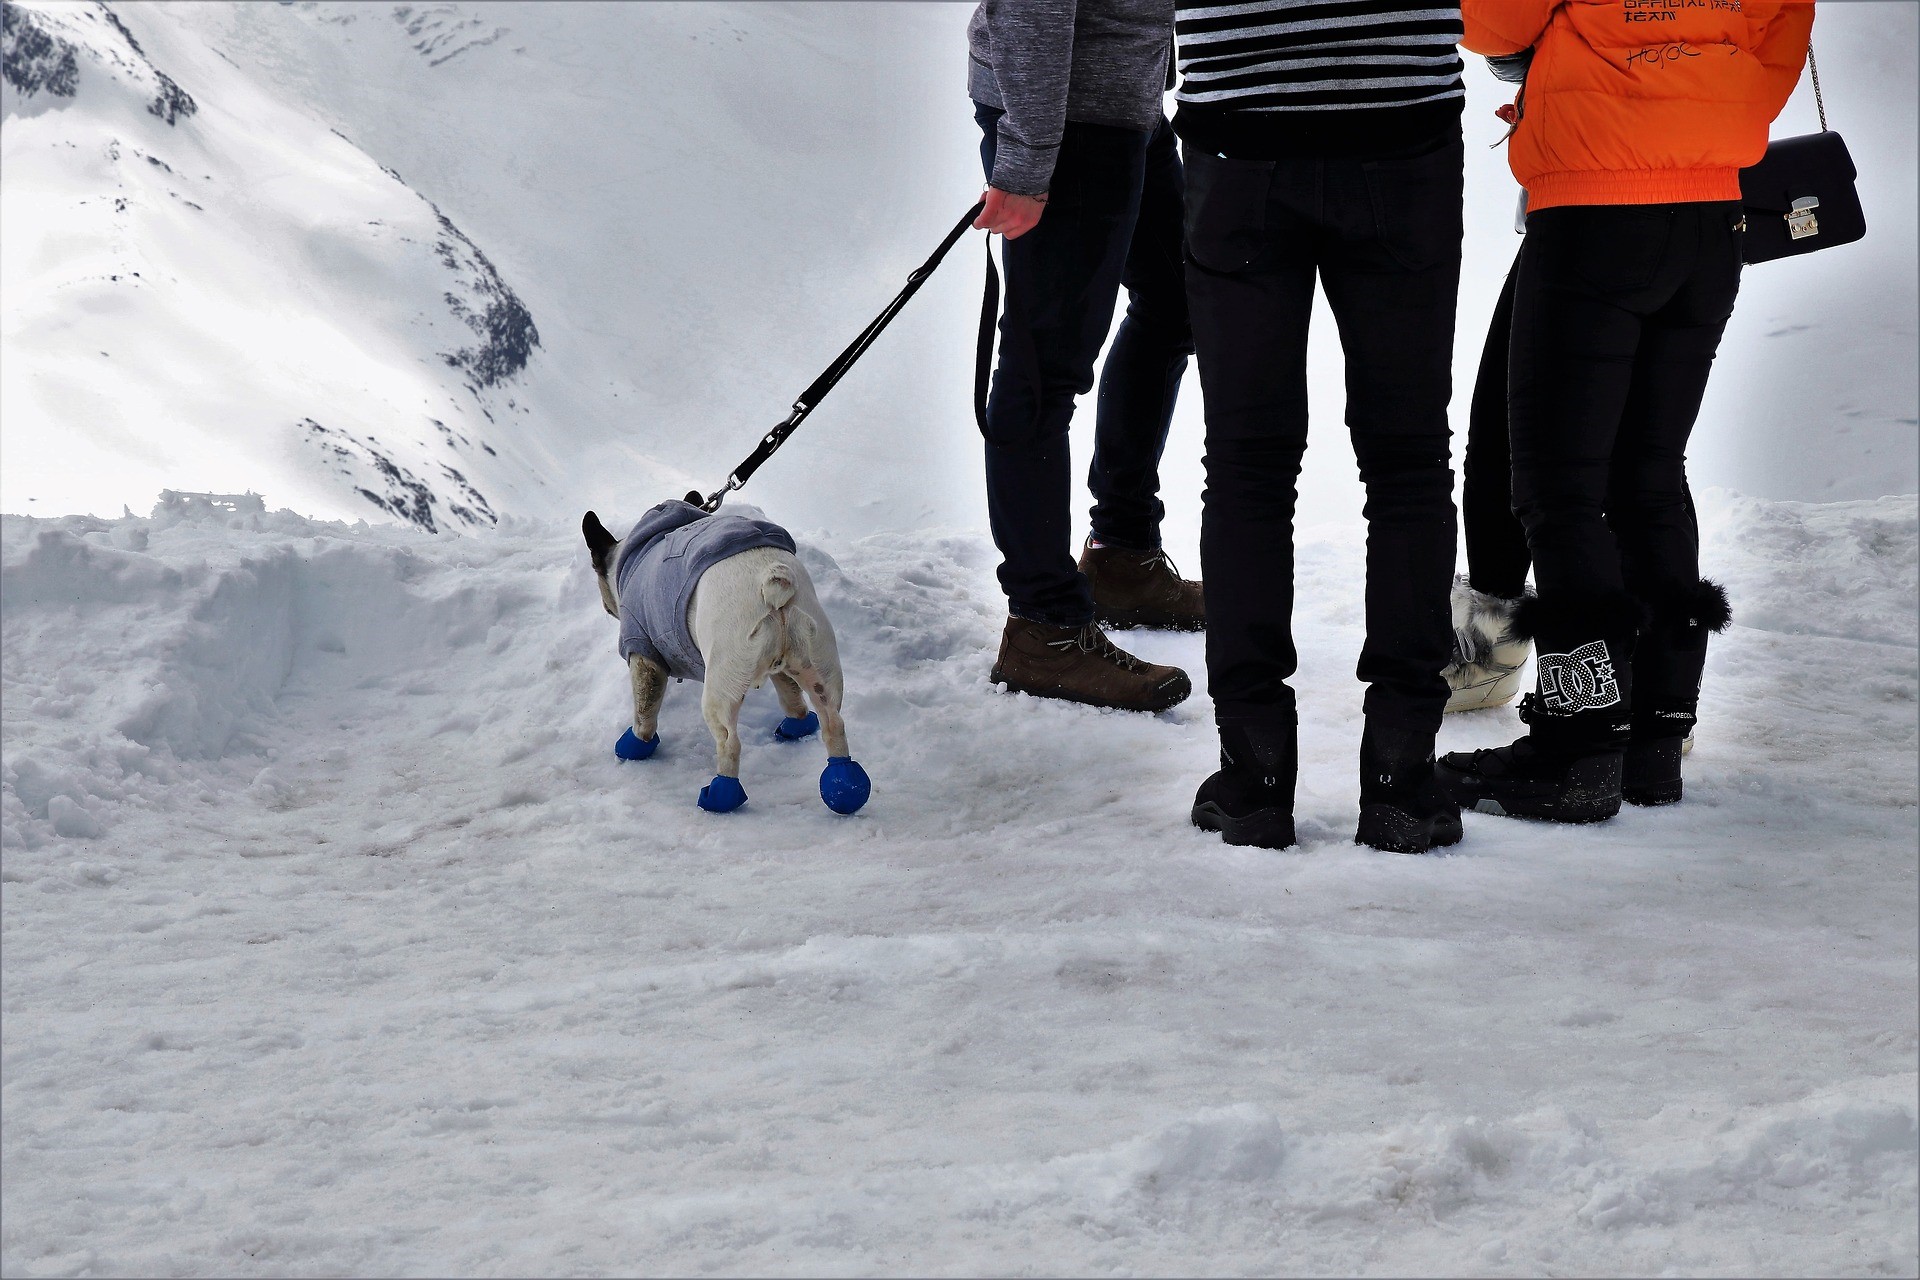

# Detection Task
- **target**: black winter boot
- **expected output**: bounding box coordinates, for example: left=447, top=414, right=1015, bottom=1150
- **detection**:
left=1355, top=720, right=1462, bottom=853
left=1622, top=737, right=1684, bottom=807
left=1624, top=579, right=1730, bottom=806
left=1192, top=721, right=1297, bottom=850
left=1437, top=592, right=1639, bottom=824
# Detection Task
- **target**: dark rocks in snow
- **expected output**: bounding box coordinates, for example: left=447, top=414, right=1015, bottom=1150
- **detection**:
left=391, top=4, right=508, bottom=68
left=305, top=118, right=543, bottom=409
left=439, top=463, right=496, bottom=527
left=96, top=6, right=197, bottom=124
left=431, top=207, right=540, bottom=388
left=356, top=465, right=436, bottom=531
left=2, top=2, right=81, bottom=99
left=142, top=65, right=193, bottom=124
left=2, top=2, right=198, bottom=124
left=303, top=418, right=497, bottom=534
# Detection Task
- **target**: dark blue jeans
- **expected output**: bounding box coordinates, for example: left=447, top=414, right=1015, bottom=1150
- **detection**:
left=976, top=103, right=1194, bottom=625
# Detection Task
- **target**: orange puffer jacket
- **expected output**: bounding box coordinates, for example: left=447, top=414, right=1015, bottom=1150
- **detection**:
left=1465, top=0, right=1814, bottom=211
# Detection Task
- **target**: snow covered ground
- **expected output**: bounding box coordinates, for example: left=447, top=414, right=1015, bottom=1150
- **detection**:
left=3, top=490, right=1915, bottom=1276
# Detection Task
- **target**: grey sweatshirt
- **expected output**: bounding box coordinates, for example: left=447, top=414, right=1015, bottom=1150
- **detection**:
left=967, top=0, right=1174, bottom=197
left=612, top=500, right=796, bottom=682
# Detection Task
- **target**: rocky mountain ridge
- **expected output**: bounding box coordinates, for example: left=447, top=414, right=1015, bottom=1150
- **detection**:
left=2, top=0, right=545, bottom=530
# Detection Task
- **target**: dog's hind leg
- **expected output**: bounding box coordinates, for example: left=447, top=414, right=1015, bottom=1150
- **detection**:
left=771, top=671, right=819, bottom=741
left=703, top=685, right=744, bottom=777
left=615, top=654, right=668, bottom=761
left=771, top=671, right=809, bottom=720
left=800, top=666, right=851, bottom=759
left=797, top=662, right=869, bottom=814
left=696, top=683, right=749, bottom=812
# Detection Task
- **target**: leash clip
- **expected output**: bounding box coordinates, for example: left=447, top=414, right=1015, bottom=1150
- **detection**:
left=694, top=474, right=743, bottom=513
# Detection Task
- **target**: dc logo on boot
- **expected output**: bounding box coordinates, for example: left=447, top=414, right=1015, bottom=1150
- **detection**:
left=1537, top=640, right=1621, bottom=713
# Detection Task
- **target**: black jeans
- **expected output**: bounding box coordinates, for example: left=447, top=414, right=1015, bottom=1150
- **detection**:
left=1462, top=249, right=1708, bottom=605
left=1461, top=261, right=1532, bottom=600
left=1185, top=136, right=1463, bottom=733
left=1508, top=203, right=1741, bottom=608
left=976, top=104, right=1194, bottom=625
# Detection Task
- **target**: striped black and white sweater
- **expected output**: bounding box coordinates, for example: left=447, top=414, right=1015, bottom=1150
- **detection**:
left=1174, top=1, right=1465, bottom=158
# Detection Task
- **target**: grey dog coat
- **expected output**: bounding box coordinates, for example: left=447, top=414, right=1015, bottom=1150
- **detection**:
left=613, top=501, right=797, bottom=682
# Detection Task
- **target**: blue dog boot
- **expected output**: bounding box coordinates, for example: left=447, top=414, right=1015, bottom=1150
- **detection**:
left=698, top=775, right=747, bottom=813
left=775, top=712, right=820, bottom=741
left=819, top=757, right=871, bottom=814
left=615, top=728, right=659, bottom=760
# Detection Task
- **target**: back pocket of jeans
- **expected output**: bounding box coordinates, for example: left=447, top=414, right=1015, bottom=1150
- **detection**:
left=1574, top=207, right=1671, bottom=292
left=1184, top=151, right=1276, bottom=274
left=1362, top=137, right=1465, bottom=273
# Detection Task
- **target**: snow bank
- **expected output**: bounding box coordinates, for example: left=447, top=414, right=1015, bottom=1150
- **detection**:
left=3, top=491, right=1913, bottom=1275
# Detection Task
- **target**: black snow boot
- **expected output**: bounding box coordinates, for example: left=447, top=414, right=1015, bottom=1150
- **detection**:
left=1355, top=720, right=1462, bottom=854
left=1622, top=737, right=1684, bottom=807
left=1623, top=579, right=1730, bottom=806
left=1437, top=592, right=1640, bottom=824
left=1192, top=720, right=1297, bottom=850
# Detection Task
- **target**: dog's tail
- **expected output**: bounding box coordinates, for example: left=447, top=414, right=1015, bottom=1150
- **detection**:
left=759, top=560, right=797, bottom=614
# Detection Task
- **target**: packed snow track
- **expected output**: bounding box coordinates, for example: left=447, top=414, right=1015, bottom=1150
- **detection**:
left=2, top=491, right=1915, bottom=1276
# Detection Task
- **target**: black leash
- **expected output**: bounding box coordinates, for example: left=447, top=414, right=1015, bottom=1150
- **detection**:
left=691, top=199, right=999, bottom=512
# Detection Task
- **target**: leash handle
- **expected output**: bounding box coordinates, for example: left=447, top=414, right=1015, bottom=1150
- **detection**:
left=699, top=200, right=988, bottom=512
left=975, top=225, right=998, bottom=435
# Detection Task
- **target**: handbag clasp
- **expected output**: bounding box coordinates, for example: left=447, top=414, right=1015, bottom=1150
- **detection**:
left=1786, top=196, right=1821, bottom=240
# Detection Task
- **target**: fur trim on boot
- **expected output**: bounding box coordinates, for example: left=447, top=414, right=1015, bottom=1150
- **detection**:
left=1443, top=577, right=1531, bottom=713
left=1641, top=578, right=1731, bottom=632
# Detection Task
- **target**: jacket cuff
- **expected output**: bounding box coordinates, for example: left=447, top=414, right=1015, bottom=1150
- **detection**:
left=989, top=135, right=1058, bottom=198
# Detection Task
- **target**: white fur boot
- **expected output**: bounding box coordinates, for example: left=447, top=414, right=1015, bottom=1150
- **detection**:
left=1442, top=577, right=1531, bottom=713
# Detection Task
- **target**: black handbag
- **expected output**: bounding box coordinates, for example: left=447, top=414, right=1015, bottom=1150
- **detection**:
left=1740, top=49, right=1866, bottom=264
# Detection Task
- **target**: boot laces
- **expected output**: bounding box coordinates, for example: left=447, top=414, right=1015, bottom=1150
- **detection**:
left=1047, top=622, right=1148, bottom=673
left=1140, top=548, right=1185, bottom=580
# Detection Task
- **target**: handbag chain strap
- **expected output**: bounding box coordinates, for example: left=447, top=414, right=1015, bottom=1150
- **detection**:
left=1808, top=45, right=1827, bottom=132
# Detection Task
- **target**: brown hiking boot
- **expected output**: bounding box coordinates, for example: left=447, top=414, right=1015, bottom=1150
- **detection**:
left=1078, top=538, right=1206, bottom=631
left=990, top=617, right=1191, bottom=712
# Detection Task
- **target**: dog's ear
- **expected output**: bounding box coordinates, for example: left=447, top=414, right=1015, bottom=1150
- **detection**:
left=582, top=511, right=617, bottom=577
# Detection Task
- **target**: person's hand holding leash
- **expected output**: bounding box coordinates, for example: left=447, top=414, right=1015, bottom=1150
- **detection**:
left=974, top=187, right=1047, bottom=239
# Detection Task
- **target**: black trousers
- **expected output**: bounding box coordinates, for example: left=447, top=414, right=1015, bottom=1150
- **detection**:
left=1461, top=261, right=1531, bottom=600
left=975, top=105, right=1194, bottom=625
left=1462, top=250, right=1705, bottom=604
left=1508, top=203, right=1741, bottom=609
left=1185, top=136, right=1463, bottom=733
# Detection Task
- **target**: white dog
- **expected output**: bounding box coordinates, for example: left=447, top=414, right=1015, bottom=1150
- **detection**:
left=583, top=502, right=869, bottom=814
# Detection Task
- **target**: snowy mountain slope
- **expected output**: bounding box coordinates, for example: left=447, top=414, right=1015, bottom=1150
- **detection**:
left=0, top=0, right=575, bottom=530
left=176, top=0, right=996, bottom=539
left=2, top=490, right=1914, bottom=1275
left=3, top=0, right=985, bottom=537
left=5, top=2, right=1912, bottom=542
